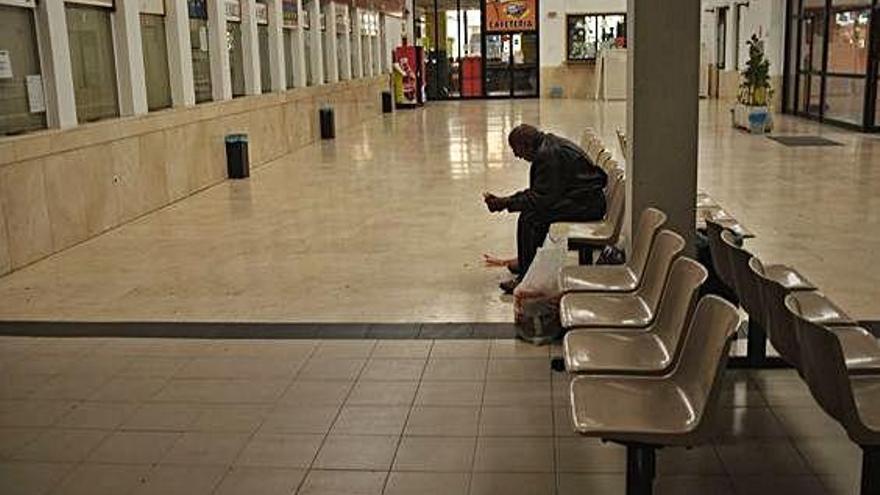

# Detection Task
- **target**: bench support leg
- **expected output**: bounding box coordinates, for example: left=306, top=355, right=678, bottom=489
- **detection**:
left=746, top=319, right=767, bottom=367
left=625, top=443, right=656, bottom=495
left=578, top=247, right=594, bottom=265
left=862, top=446, right=880, bottom=495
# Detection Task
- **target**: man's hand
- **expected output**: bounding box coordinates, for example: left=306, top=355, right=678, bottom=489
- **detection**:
left=483, top=192, right=508, bottom=213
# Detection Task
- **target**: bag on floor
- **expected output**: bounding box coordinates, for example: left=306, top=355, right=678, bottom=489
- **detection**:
left=513, top=237, right=567, bottom=345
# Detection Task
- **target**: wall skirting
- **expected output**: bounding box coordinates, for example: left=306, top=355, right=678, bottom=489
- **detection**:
left=0, top=76, right=390, bottom=277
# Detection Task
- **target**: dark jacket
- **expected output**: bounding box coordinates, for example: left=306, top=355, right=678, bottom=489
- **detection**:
left=506, top=133, right=608, bottom=220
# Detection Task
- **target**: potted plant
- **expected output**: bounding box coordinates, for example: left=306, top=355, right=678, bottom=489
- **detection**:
left=733, top=34, right=773, bottom=134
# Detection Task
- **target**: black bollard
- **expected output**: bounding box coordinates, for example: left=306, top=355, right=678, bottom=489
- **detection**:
left=225, top=134, right=249, bottom=179
left=319, top=107, right=335, bottom=140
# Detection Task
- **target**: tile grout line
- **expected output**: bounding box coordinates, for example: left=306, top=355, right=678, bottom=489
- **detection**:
left=290, top=340, right=377, bottom=495
left=465, top=341, right=492, bottom=495
left=207, top=340, right=321, bottom=495
left=378, top=339, right=435, bottom=494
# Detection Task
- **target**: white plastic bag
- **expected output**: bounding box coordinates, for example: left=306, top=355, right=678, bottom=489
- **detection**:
left=514, top=236, right=566, bottom=300
left=514, top=237, right=567, bottom=345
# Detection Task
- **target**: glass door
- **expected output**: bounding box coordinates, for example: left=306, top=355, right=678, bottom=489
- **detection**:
left=512, top=32, right=537, bottom=96
left=797, top=4, right=825, bottom=117
left=485, top=33, right=511, bottom=96
left=823, top=3, right=871, bottom=126
left=484, top=31, right=537, bottom=97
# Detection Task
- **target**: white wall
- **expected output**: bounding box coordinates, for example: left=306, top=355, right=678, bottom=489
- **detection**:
left=539, top=0, right=626, bottom=67
left=700, top=0, right=785, bottom=76
left=385, top=16, right=404, bottom=69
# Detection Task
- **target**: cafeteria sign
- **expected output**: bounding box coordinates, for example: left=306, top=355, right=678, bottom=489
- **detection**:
left=486, top=0, right=536, bottom=32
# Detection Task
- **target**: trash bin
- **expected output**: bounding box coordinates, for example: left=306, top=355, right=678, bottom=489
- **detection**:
left=225, top=133, right=249, bottom=179
left=319, top=107, right=335, bottom=140
left=381, top=91, right=393, bottom=113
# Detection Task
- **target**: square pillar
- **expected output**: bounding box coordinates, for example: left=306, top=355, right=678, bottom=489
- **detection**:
left=268, top=0, right=286, bottom=91
left=166, top=0, right=196, bottom=106
left=290, top=0, right=307, bottom=87
left=36, top=0, right=77, bottom=128
left=307, top=0, right=324, bottom=84
left=338, top=4, right=352, bottom=80
left=241, top=0, right=262, bottom=94
left=208, top=0, right=232, bottom=100
left=113, top=0, right=148, bottom=115
left=372, top=22, right=381, bottom=75
left=323, top=2, right=339, bottom=83
left=625, top=0, right=700, bottom=254
left=351, top=6, right=363, bottom=78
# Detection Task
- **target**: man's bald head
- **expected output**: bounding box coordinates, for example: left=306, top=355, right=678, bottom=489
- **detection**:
left=508, top=124, right=542, bottom=162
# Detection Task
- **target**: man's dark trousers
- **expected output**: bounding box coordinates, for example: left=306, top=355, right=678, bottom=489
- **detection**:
left=516, top=207, right=604, bottom=278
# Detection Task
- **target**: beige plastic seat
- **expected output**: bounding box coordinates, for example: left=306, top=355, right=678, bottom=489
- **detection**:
left=721, top=230, right=814, bottom=292
left=786, top=295, right=880, bottom=375
left=549, top=169, right=625, bottom=263
left=586, top=139, right=604, bottom=162
left=560, top=230, right=685, bottom=329
left=595, top=150, right=614, bottom=170
left=615, top=127, right=627, bottom=159
left=569, top=295, right=742, bottom=494
left=786, top=309, right=880, bottom=492
left=560, top=208, right=667, bottom=293
left=563, top=257, right=708, bottom=374
left=751, top=254, right=856, bottom=369
left=704, top=220, right=736, bottom=295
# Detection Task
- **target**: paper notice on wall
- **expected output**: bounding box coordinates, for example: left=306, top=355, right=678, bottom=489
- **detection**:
left=0, top=50, right=12, bottom=79
left=26, top=74, right=46, bottom=113
left=199, top=26, right=209, bottom=51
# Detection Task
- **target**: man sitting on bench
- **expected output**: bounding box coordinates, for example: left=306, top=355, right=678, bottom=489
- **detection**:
left=484, top=124, right=607, bottom=293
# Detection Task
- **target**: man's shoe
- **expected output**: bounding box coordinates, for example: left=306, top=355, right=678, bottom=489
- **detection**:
left=499, top=278, right=521, bottom=294
left=507, top=261, right=521, bottom=276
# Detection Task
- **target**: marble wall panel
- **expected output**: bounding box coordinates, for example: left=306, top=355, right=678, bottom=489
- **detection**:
left=0, top=189, right=12, bottom=276
left=0, top=160, right=53, bottom=267
left=79, top=144, right=123, bottom=237
left=43, top=150, right=89, bottom=251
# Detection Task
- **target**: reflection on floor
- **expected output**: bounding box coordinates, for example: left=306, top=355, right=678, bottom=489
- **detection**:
left=1, top=100, right=879, bottom=322
left=0, top=337, right=859, bottom=495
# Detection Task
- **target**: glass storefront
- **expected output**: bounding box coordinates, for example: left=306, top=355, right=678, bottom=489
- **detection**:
left=415, top=0, right=537, bottom=100
left=141, top=13, right=173, bottom=110
left=228, top=21, right=246, bottom=97
left=0, top=4, right=47, bottom=136
left=66, top=4, right=120, bottom=123
left=785, top=0, right=879, bottom=131
left=303, top=8, right=313, bottom=85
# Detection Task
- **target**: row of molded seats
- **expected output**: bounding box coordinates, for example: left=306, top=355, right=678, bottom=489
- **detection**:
left=706, top=219, right=880, bottom=372
left=550, top=128, right=627, bottom=264
left=554, top=206, right=744, bottom=494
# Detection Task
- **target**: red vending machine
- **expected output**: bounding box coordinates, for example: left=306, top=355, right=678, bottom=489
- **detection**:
left=392, top=43, right=425, bottom=108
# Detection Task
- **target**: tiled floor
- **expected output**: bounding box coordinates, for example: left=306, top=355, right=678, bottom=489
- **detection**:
left=0, top=100, right=879, bottom=322
left=0, top=337, right=863, bottom=494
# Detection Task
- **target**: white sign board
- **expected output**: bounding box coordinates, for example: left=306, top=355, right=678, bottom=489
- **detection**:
left=26, top=74, right=45, bottom=113
left=0, top=50, right=12, bottom=79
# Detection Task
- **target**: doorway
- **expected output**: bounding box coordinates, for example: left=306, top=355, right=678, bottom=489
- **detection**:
left=413, top=0, right=539, bottom=100
left=485, top=32, right=538, bottom=96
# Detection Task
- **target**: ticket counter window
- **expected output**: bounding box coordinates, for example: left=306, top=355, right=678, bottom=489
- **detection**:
left=190, top=16, right=212, bottom=103
left=0, top=5, right=47, bottom=136
left=141, top=13, right=173, bottom=110
left=67, top=3, right=120, bottom=122
left=228, top=21, right=246, bottom=97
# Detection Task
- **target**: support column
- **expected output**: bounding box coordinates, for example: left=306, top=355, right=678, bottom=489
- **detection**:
left=372, top=12, right=381, bottom=74
left=113, top=0, right=148, bottom=115
left=339, top=5, right=352, bottom=80
left=166, top=0, right=196, bottom=106
left=379, top=13, right=388, bottom=72
left=241, top=0, right=262, bottom=94
left=290, top=0, right=307, bottom=86
left=36, top=0, right=77, bottom=128
left=363, top=22, right=373, bottom=77
left=625, top=0, right=700, bottom=254
left=268, top=0, right=286, bottom=91
left=351, top=7, right=363, bottom=78
left=323, top=2, right=339, bottom=83
left=307, top=0, right=324, bottom=84
left=208, top=0, right=232, bottom=100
